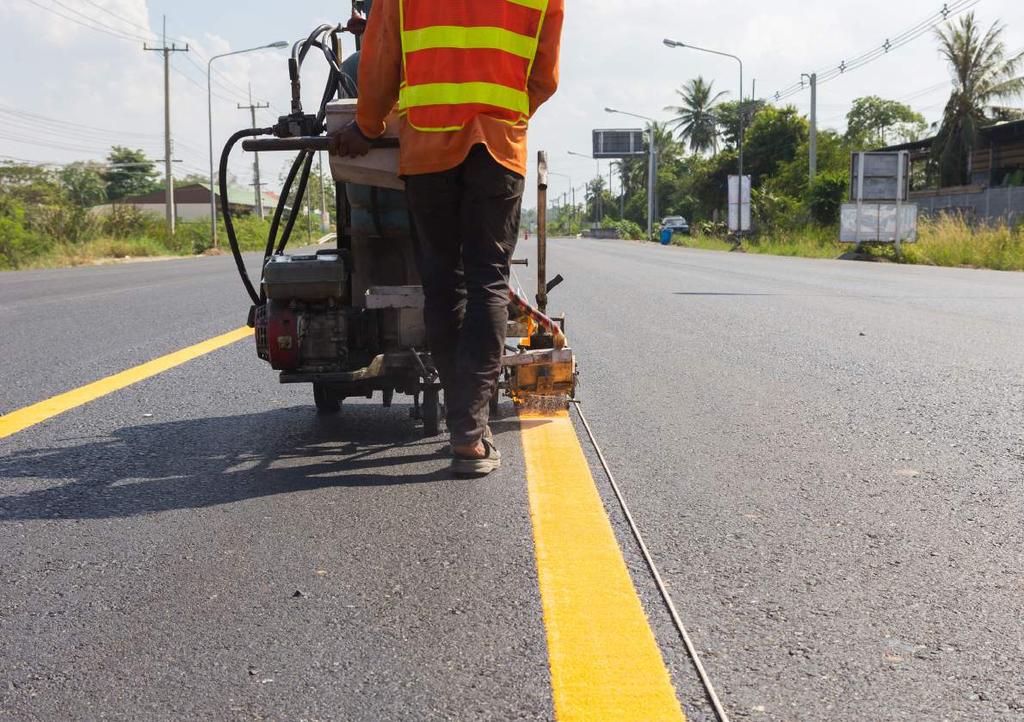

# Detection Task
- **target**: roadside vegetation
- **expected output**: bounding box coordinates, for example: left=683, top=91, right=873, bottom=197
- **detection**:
left=672, top=215, right=1024, bottom=271
left=0, top=145, right=314, bottom=270
left=545, top=11, right=1024, bottom=273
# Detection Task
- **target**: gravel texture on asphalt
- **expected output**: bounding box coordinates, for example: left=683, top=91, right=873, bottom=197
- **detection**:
left=3, top=239, right=1024, bottom=721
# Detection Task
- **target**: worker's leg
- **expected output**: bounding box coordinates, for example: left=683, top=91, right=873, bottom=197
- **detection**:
left=450, top=146, right=524, bottom=448
left=405, top=166, right=466, bottom=413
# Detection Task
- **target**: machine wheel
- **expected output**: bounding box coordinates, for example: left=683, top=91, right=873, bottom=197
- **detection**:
left=313, top=383, right=342, bottom=415
left=422, top=387, right=441, bottom=437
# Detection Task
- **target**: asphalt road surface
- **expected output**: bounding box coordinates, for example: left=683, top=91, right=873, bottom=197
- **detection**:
left=2, top=239, right=1023, bottom=721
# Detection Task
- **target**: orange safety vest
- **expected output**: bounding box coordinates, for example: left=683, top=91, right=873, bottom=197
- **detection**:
left=398, top=0, right=549, bottom=132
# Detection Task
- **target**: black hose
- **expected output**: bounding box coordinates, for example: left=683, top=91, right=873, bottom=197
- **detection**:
left=221, top=127, right=272, bottom=305
left=264, top=151, right=307, bottom=266
left=221, top=25, right=349, bottom=307
left=277, top=152, right=316, bottom=255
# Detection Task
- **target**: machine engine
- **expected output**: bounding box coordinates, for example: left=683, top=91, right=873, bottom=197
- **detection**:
left=254, top=253, right=348, bottom=372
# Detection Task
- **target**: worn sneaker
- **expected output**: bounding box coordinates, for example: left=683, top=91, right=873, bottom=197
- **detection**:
left=451, top=439, right=502, bottom=477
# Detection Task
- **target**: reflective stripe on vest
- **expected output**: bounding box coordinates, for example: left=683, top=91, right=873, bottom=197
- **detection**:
left=399, top=0, right=549, bottom=132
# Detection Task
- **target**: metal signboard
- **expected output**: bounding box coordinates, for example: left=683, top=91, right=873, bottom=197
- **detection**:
left=592, top=129, right=646, bottom=159
left=845, top=151, right=916, bottom=250
left=840, top=203, right=918, bottom=244
left=728, top=175, right=752, bottom=232
left=849, top=151, right=911, bottom=202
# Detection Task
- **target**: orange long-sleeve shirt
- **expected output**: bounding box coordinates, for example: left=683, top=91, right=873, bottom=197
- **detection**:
left=355, top=0, right=564, bottom=178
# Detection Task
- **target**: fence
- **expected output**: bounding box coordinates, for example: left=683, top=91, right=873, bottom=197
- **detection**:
left=910, top=185, right=1024, bottom=224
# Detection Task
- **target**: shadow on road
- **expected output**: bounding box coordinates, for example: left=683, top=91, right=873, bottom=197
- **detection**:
left=673, top=292, right=780, bottom=297
left=0, top=405, right=520, bottom=522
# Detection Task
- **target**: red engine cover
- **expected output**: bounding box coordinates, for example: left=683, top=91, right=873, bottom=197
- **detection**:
left=254, top=302, right=300, bottom=370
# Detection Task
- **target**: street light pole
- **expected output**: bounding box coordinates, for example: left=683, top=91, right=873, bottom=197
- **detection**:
left=605, top=107, right=657, bottom=239
left=664, top=39, right=745, bottom=187
left=549, top=171, right=573, bottom=229
left=207, top=40, right=288, bottom=248
left=568, top=150, right=603, bottom=223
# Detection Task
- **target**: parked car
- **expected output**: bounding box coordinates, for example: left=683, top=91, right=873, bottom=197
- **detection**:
left=661, top=216, right=690, bottom=235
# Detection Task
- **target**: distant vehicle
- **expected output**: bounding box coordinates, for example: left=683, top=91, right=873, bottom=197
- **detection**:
left=661, top=216, right=690, bottom=235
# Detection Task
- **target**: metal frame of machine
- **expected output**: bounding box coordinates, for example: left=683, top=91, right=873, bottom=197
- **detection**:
left=219, top=10, right=575, bottom=438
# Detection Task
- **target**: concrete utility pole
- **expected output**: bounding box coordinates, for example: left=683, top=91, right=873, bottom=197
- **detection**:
left=238, top=85, right=270, bottom=220
left=145, top=16, right=189, bottom=236
left=318, top=151, right=329, bottom=232
left=802, top=72, right=818, bottom=182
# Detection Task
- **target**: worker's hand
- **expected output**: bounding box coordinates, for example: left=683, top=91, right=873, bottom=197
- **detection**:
left=345, top=14, right=367, bottom=36
left=328, top=121, right=372, bottom=158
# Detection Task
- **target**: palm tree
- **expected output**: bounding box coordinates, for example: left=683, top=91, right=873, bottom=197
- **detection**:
left=933, top=13, right=1024, bottom=186
left=665, top=76, right=728, bottom=155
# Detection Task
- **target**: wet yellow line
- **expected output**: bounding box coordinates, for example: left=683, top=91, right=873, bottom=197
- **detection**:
left=0, top=327, right=252, bottom=440
left=520, top=409, right=686, bottom=721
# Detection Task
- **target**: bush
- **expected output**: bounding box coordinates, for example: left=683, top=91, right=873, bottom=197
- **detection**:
left=807, top=172, right=848, bottom=226
left=103, top=205, right=152, bottom=238
left=601, top=217, right=645, bottom=240
left=695, top=220, right=729, bottom=237
left=753, top=187, right=803, bottom=232
left=0, top=201, right=51, bottom=269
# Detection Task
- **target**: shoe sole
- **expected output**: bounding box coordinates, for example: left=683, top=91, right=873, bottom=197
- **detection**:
left=451, top=456, right=502, bottom=477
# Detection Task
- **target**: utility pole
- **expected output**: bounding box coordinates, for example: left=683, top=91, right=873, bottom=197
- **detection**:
left=145, top=17, right=188, bottom=236
left=318, top=151, right=329, bottom=232
left=648, top=128, right=657, bottom=236
left=802, top=72, right=818, bottom=182
left=238, top=85, right=270, bottom=220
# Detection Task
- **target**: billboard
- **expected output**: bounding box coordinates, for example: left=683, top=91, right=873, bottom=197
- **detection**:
left=593, top=129, right=647, bottom=159
left=849, top=151, right=911, bottom=202
left=728, top=175, right=752, bottom=233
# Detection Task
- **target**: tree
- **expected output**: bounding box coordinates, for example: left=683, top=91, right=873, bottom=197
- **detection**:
left=0, top=162, right=62, bottom=207
left=715, top=99, right=767, bottom=150
left=742, top=105, right=808, bottom=186
left=665, top=76, right=727, bottom=155
left=61, top=162, right=107, bottom=208
left=585, top=176, right=606, bottom=223
left=932, top=13, right=1024, bottom=186
left=845, top=96, right=927, bottom=148
left=105, top=146, right=158, bottom=201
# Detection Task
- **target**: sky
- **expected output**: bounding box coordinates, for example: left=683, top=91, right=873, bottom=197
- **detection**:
left=1, top=0, right=1021, bottom=209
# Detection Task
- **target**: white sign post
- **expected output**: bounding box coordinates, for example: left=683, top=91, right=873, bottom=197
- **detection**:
left=728, top=175, right=751, bottom=234
left=842, top=151, right=917, bottom=250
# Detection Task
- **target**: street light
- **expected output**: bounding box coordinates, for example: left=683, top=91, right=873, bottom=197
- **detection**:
left=605, top=107, right=658, bottom=239
left=207, top=40, right=289, bottom=247
left=568, top=151, right=603, bottom=222
left=548, top=171, right=575, bottom=225
left=663, top=38, right=745, bottom=193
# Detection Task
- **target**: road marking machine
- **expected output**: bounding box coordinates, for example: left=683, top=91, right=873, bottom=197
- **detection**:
left=219, top=9, right=576, bottom=436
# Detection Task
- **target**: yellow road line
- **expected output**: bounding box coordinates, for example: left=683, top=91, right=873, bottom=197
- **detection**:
left=520, top=409, right=686, bottom=721
left=0, top=327, right=252, bottom=440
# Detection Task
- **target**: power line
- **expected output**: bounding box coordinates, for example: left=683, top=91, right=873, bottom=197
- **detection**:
left=770, top=0, right=979, bottom=103
left=0, top=105, right=163, bottom=141
left=0, top=105, right=207, bottom=159
left=19, top=0, right=144, bottom=41
left=18, top=0, right=277, bottom=109
left=76, top=0, right=184, bottom=43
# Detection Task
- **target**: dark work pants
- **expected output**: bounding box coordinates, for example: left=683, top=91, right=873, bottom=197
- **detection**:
left=405, top=145, right=524, bottom=446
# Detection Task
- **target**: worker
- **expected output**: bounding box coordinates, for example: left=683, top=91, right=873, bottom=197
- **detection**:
left=330, top=0, right=564, bottom=476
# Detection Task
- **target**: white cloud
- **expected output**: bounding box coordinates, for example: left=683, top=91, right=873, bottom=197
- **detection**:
left=1, top=0, right=1021, bottom=207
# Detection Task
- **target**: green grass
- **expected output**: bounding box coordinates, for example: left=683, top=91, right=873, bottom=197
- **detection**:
left=902, top=215, right=1024, bottom=271
left=667, top=216, right=1024, bottom=272
left=4, top=215, right=298, bottom=270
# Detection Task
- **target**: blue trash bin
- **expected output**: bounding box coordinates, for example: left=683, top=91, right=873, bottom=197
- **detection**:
left=660, top=228, right=673, bottom=245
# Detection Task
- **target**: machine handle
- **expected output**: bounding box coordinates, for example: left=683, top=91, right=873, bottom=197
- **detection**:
left=241, top=136, right=400, bottom=153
